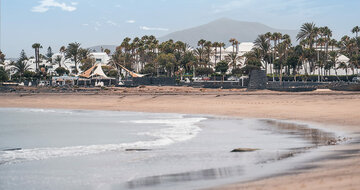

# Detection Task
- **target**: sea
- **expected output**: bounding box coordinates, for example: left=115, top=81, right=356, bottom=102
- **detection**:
left=0, top=108, right=338, bottom=190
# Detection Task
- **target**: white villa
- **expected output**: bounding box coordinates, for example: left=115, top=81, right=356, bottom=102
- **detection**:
left=50, top=52, right=111, bottom=74
left=208, top=42, right=356, bottom=76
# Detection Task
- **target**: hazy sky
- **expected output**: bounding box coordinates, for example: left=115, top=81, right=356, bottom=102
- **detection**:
left=1, top=0, right=359, bottom=58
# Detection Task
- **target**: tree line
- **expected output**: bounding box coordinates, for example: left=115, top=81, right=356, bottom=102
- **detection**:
left=0, top=23, right=359, bottom=82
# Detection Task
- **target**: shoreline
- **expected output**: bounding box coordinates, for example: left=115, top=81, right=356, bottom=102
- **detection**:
left=1, top=87, right=360, bottom=190
left=0, top=108, right=343, bottom=190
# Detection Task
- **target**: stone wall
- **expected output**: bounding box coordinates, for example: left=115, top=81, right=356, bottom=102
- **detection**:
left=189, top=80, right=248, bottom=89
left=131, top=77, right=176, bottom=86
left=248, top=70, right=267, bottom=89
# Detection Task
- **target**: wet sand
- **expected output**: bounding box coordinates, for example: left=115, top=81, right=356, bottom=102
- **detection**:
left=1, top=86, right=360, bottom=190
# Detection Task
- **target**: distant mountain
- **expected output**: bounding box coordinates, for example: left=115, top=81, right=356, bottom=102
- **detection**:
left=159, top=18, right=299, bottom=47
left=87, top=18, right=299, bottom=53
left=88, top=45, right=117, bottom=54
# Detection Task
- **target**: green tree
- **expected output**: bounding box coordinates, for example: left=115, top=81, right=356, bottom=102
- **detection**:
left=18, top=50, right=28, bottom=62
left=55, top=67, right=69, bottom=76
left=195, top=67, right=214, bottom=76
left=215, top=60, right=228, bottom=74
left=54, top=55, right=62, bottom=67
left=80, top=57, right=95, bottom=71
left=0, top=50, right=5, bottom=65
left=23, top=71, right=36, bottom=80
left=104, top=49, right=111, bottom=55
left=352, top=26, right=360, bottom=38
left=141, top=63, right=156, bottom=76
left=229, top=38, right=238, bottom=53
left=46, top=46, right=54, bottom=61
left=11, top=60, right=30, bottom=81
left=60, top=46, right=66, bottom=53
left=297, top=22, right=317, bottom=49
left=107, top=69, right=118, bottom=78
left=204, top=41, right=213, bottom=68
left=337, top=62, right=348, bottom=80
left=254, top=34, right=271, bottom=73
left=215, top=60, right=229, bottom=81
left=156, top=53, right=176, bottom=77
left=212, top=42, right=219, bottom=65
left=0, top=67, right=8, bottom=81
left=219, top=42, right=226, bottom=61
left=65, top=42, right=81, bottom=74
left=225, top=52, right=241, bottom=70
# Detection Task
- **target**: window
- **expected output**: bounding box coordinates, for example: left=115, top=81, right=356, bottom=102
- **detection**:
left=96, top=59, right=102, bottom=62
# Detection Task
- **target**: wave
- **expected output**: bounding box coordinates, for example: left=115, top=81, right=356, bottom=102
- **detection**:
left=0, top=116, right=206, bottom=165
left=0, top=108, right=74, bottom=115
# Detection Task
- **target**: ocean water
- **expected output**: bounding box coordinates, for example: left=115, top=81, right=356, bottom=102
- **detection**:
left=0, top=108, right=335, bottom=190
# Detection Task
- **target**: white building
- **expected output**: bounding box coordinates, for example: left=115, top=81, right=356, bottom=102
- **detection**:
left=210, top=42, right=255, bottom=69
left=90, top=52, right=110, bottom=64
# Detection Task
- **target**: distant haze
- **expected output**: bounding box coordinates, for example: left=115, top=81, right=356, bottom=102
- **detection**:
left=6, top=18, right=299, bottom=59
left=159, top=18, right=299, bottom=47
left=88, top=18, right=299, bottom=53
left=88, top=45, right=117, bottom=54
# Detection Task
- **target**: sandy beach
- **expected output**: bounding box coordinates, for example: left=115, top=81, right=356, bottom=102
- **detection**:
left=1, top=86, right=360, bottom=190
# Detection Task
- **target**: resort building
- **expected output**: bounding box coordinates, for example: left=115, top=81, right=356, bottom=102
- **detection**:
left=90, top=52, right=110, bottom=65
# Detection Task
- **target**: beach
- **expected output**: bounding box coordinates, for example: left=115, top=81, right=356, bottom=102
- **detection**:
left=1, top=86, right=360, bottom=190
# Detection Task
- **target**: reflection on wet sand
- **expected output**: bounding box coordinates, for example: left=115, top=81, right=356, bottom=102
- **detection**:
left=262, top=120, right=338, bottom=146
left=126, top=166, right=243, bottom=189
left=125, top=120, right=342, bottom=189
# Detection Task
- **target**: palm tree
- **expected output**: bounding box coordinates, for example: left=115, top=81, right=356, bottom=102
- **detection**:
left=212, top=42, right=219, bottom=65
left=276, top=35, right=291, bottom=84
left=11, top=60, right=30, bottom=81
left=271, top=32, right=282, bottom=80
left=254, top=34, right=271, bottom=74
left=225, top=52, right=241, bottom=70
left=329, top=39, right=337, bottom=51
left=32, top=43, right=42, bottom=72
left=337, top=62, right=348, bottom=80
left=65, top=42, right=81, bottom=74
left=0, top=50, right=5, bottom=65
left=194, top=48, right=205, bottom=67
left=204, top=41, right=213, bottom=68
left=297, top=22, right=317, bottom=49
left=264, top=32, right=273, bottom=79
left=352, top=26, right=360, bottom=38
left=78, top=48, right=91, bottom=62
left=229, top=38, right=238, bottom=53
left=328, top=51, right=339, bottom=78
left=219, top=42, right=226, bottom=61
left=323, top=26, right=332, bottom=63
left=54, top=55, right=62, bottom=67
left=339, top=35, right=358, bottom=76
left=352, top=26, right=360, bottom=70
left=197, top=39, right=206, bottom=51
left=60, top=46, right=66, bottom=53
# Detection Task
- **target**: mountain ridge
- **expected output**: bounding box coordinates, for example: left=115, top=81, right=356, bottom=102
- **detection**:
left=158, top=18, right=299, bottom=47
left=88, top=18, right=299, bottom=52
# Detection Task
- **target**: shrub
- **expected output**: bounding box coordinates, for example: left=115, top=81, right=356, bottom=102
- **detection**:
left=107, top=69, right=118, bottom=78
left=55, top=67, right=69, bottom=76
left=196, top=67, right=214, bottom=76
left=0, top=67, right=8, bottom=82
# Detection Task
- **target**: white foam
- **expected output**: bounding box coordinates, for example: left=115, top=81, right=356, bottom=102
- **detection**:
left=0, top=116, right=206, bottom=165
left=1, top=108, right=74, bottom=115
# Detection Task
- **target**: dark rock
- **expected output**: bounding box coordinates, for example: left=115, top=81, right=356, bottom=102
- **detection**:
left=125, top=149, right=151, bottom=152
left=3, top=148, right=22, bottom=151
left=231, top=148, right=259, bottom=152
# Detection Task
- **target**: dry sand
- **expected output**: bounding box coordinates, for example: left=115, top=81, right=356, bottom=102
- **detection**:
left=1, top=86, right=360, bottom=190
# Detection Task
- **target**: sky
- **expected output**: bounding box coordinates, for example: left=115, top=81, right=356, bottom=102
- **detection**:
left=1, top=0, right=360, bottom=58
